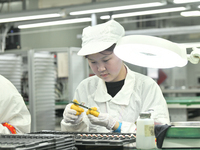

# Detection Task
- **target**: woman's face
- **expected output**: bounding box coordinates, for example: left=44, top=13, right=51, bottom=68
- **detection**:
left=87, top=50, right=126, bottom=82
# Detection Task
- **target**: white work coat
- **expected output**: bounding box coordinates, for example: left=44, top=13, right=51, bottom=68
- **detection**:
left=0, top=75, right=31, bottom=134
left=61, top=66, right=170, bottom=133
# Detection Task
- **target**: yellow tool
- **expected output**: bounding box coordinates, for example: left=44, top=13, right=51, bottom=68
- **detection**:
left=72, top=101, right=93, bottom=110
left=72, top=101, right=99, bottom=117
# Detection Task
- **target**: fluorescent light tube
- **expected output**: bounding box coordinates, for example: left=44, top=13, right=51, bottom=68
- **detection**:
left=70, top=2, right=166, bottom=15
left=0, top=13, right=61, bottom=23
left=181, top=11, right=200, bottom=17
left=173, top=0, right=200, bottom=4
left=18, top=18, right=91, bottom=29
left=100, top=7, right=188, bottom=19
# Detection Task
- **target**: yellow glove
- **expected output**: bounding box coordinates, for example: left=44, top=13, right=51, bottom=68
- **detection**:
left=86, top=107, right=99, bottom=117
left=71, top=99, right=84, bottom=116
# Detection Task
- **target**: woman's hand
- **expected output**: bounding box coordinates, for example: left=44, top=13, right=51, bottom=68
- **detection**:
left=63, top=100, right=84, bottom=124
left=87, top=107, right=117, bottom=130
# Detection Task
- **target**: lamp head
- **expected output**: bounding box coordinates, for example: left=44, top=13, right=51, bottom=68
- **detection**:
left=187, top=47, right=200, bottom=64
left=114, top=35, right=188, bottom=69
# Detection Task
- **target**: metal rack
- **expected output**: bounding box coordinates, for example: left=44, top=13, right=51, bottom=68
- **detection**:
left=0, top=54, right=22, bottom=93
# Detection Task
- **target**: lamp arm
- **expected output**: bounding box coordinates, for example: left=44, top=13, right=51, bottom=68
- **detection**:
left=187, top=47, right=200, bottom=64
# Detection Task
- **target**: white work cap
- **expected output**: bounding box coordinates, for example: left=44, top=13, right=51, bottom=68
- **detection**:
left=77, top=20, right=125, bottom=56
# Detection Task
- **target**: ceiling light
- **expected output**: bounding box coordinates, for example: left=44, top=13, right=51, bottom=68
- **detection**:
left=125, top=25, right=200, bottom=36
left=181, top=10, right=200, bottom=16
left=18, top=18, right=91, bottom=29
left=70, top=1, right=166, bottom=15
left=173, top=0, right=200, bottom=4
left=0, top=13, right=61, bottom=23
left=100, top=7, right=188, bottom=19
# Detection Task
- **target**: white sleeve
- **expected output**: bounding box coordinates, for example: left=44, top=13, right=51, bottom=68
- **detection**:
left=141, top=79, right=170, bottom=125
left=121, top=80, right=170, bottom=133
left=0, top=124, right=11, bottom=134
left=10, top=95, right=31, bottom=134
left=0, top=76, right=31, bottom=134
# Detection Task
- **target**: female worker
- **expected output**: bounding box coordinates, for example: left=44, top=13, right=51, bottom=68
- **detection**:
left=0, top=75, right=31, bottom=134
left=61, top=20, right=170, bottom=133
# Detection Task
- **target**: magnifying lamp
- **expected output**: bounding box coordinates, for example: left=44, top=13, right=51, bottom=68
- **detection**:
left=114, top=35, right=200, bottom=68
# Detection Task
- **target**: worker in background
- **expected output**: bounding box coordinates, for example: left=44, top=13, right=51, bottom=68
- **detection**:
left=61, top=20, right=170, bottom=133
left=0, top=75, right=31, bottom=134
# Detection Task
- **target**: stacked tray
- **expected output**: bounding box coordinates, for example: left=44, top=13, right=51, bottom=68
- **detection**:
left=29, top=130, right=136, bottom=146
left=0, top=134, right=76, bottom=150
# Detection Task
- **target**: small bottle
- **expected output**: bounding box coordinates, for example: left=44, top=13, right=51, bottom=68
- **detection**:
left=136, top=112, right=155, bottom=149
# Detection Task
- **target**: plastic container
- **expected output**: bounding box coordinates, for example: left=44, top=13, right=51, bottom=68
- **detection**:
left=136, top=112, right=155, bottom=149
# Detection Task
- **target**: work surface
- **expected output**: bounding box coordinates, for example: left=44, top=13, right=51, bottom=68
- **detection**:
left=23, top=97, right=200, bottom=150
left=54, top=96, right=200, bottom=109
left=1, top=129, right=200, bottom=150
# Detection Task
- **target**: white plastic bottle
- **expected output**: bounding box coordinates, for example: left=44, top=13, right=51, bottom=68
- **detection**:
left=136, top=112, right=155, bottom=149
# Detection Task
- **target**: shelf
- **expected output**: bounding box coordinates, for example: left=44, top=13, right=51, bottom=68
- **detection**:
left=162, top=89, right=200, bottom=93
left=25, top=97, right=200, bottom=109
left=166, top=97, right=200, bottom=108
left=165, top=97, right=200, bottom=105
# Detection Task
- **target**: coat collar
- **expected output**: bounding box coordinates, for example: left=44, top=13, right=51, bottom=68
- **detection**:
left=94, top=65, right=135, bottom=105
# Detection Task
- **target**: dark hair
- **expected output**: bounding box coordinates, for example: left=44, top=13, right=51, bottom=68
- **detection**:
left=85, top=43, right=116, bottom=58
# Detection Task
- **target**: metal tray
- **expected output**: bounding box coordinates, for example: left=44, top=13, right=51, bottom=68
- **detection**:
left=0, top=134, right=76, bottom=150
left=30, top=131, right=136, bottom=146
